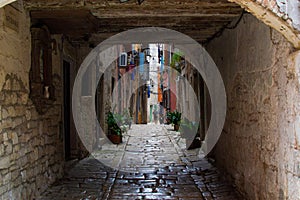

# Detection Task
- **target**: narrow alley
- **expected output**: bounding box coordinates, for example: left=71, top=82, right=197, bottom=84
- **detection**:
left=1, top=0, right=300, bottom=200
left=38, top=124, right=241, bottom=200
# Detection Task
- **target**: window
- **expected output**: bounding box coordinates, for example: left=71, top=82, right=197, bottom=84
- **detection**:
left=29, top=25, right=55, bottom=114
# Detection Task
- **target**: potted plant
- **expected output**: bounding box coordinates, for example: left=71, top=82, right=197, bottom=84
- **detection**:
left=106, top=111, right=123, bottom=144
left=179, top=118, right=198, bottom=137
left=179, top=118, right=201, bottom=149
left=170, top=111, right=181, bottom=131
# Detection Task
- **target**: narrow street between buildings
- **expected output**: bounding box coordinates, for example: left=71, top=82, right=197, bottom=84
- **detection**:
left=38, top=124, right=242, bottom=200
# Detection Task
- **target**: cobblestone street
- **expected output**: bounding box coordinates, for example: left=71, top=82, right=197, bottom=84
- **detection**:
left=37, top=124, right=243, bottom=200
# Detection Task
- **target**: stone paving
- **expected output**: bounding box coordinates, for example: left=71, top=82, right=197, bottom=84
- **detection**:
left=37, top=124, right=243, bottom=200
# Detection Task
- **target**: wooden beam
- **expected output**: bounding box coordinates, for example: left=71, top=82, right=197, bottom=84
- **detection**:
left=24, top=0, right=241, bottom=11
left=27, top=0, right=243, bottom=43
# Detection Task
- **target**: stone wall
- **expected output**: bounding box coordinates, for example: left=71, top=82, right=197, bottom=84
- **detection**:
left=207, top=14, right=300, bottom=200
left=0, top=5, right=75, bottom=199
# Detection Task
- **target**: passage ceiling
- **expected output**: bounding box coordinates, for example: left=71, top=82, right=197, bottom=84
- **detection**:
left=26, top=0, right=243, bottom=44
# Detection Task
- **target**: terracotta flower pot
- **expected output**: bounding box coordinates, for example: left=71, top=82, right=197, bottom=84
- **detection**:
left=108, top=134, right=122, bottom=144
left=174, top=124, right=179, bottom=131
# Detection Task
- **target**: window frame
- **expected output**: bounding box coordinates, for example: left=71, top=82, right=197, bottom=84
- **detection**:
left=29, top=25, right=55, bottom=114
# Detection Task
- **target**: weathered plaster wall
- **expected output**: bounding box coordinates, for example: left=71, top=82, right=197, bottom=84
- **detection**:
left=207, top=14, right=300, bottom=200
left=0, top=5, right=76, bottom=199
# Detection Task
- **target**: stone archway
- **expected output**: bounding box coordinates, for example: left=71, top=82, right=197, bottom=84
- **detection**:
left=229, top=0, right=300, bottom=49
left=0, top=0, right=16, bottom=8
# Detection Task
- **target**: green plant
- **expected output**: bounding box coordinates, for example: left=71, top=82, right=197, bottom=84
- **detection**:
left=179, top=118, right=199, bottom=138
left=169, top=111, right=181, bottom=125
left=106, top=111, right=122, bottom=136
left=170, top=51, right=184, bottom=73
left=166, top=112, right=172, bottom=124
